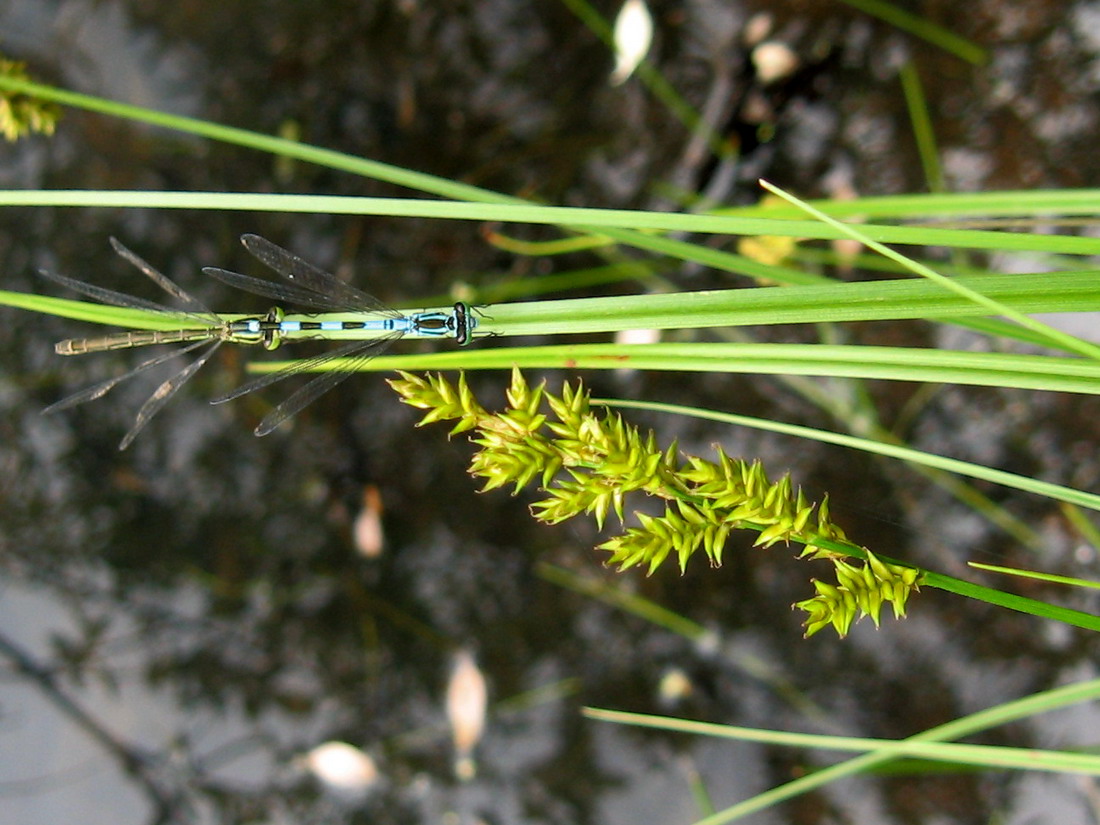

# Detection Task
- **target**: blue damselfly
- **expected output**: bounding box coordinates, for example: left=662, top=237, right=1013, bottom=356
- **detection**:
left=40, top=234, right=478, bottom=448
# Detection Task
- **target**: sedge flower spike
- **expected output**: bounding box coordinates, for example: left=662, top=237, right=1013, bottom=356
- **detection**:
left=0, top=58, right=61, bottom=142
left=389, top=369, right=923, bottom=638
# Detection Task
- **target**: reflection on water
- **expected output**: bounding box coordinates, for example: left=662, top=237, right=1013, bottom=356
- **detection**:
left=3, top=0, right=1100, bottom=823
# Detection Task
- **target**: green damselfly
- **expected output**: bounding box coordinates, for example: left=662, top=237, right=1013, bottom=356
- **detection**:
left=41, top=234, right=479, bottom=449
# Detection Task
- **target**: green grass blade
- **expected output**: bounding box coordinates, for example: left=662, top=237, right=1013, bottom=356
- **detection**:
left=0, top=75, right=821, bottom=286
left=900, top=61, right=945, bottom=191
left=584, top=679, right=1100, bottom=824
left=475, top=270, right=1100, bottom=338
left=778, top=532, right=1100, bottom=632
left=537, top=562, right=708, bottom=640
left=968, top=562, right=1100, bottom=591
left=594, top=397, right=1100, bottom=513
left=6, top=188, right=1100, bottom=258
left=248, top=343, right=1100, bottom=397
left=0, top=288, right=186, bottom=329
left=582, top=707, right=1100, bottom=775
left=761, top=181, right=1100, bottom=361
left=720, top=189, right=1100, bottom=220
left=918, top=571, right=1100, bottom=630
left=5, top=73, right=1100, bottom=301
left=1060, top=502, right=1100, bottom=549
left=0, top=75, right=511, bottom=205
left=12, top=269, right=1100, bottom=340
left=836, top=0, right=988, bottom=65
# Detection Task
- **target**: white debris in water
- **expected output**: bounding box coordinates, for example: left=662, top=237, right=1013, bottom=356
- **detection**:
left=751, top=41, right=799, bottom=85
left=446, top=649, right=488, bottom=781
left=304, top=741, right=379, bottom=798
left=742, top=12, right=773, bottom=47
left=353, top=484, right=385, bottom=558
left=657, top=667, right=693, bottom=707
left=610, top=0, right=654, bottom=86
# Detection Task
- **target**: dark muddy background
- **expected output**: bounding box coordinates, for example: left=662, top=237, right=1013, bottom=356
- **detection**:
left=2, top=1, right=1100, bottom=823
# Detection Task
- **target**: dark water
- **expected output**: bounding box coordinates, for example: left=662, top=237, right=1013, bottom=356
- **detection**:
left=2, top=1, right=1100, bottom=823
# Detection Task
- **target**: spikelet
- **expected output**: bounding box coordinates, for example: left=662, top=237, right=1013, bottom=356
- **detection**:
left=391, top=369, right=923, bottom=638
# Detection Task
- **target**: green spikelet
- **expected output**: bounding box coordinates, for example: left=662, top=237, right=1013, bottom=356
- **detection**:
left=0, top=58, right=61, bottom=142
left=389, top=369, right=923, bottom=638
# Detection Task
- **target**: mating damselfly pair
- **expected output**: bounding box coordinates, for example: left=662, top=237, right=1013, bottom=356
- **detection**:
left=40, top=234, right=481, bottom=449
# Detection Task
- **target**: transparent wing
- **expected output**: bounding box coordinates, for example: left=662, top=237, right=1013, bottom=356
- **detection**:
left=208, top=333, right=401, bottom=434
left=108, top=238, right=213, bottom=315
left=43, top=338, right=213, bottom=414
left=118, top=340, right=222, bottom=450
left=211, top=333, right=400, bottom=404
left=37, top=238, right=215, bottom=327
left=254, top=335, right=402, bottom=436
left=240, top=234, right=394, bottom=314
left=35, top=268, right=205, bottom=324
left=202, top=266, right=363, bottom=312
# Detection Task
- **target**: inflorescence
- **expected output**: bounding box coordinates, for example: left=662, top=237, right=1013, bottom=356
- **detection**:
left=0, top=58, right=60, bottom=142
left=389, top=369, right=922, bottom=638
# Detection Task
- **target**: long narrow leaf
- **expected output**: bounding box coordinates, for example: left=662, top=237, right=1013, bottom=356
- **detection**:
left=582, top=707, right=1100, bottom=775
left=5, top=189, right=1100, bottom=257
left=11, top=270, right=1100, bottom=340
left=246, top=343, right=1100, bottom=397
left=584, top=679, right=1100, bottom=824
left=594, top=397, right=1100, bottom=513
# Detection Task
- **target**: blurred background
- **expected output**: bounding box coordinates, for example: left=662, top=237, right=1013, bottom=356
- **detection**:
left=2, top=1, right=1100, bottom=823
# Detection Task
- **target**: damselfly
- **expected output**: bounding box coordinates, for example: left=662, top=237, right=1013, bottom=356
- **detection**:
left=40, top=234, right=478, bottom=449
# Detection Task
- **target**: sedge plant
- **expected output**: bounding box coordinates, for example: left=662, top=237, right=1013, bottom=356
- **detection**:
left=5, top=37, right=1100, bottom=825
left=391, top=367, right=922, bottom=638
left=3, top=67, right=1100, bottom=641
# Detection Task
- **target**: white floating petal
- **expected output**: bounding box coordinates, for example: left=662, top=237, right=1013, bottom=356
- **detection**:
left=305, top=741, right=379, bottom=795
left=353, top=484, right=385, bottom=558
left=610, top=0, right=654, bottom=86
left=446, top=650, right=487, bottom=781
left=751, top=41, right=799, bottom=85
left=657, top=667, right=694, bottom=706
left=742, top=12, right=773, bottom=47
